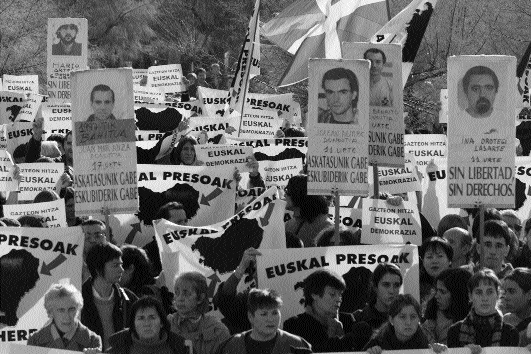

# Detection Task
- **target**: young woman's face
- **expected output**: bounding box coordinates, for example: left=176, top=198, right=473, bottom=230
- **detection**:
left=134, top=307, right=162, bottom=341
left=375, top=273, right=402, bottom=309
left=470, top=281, right=499, bottom=316
left=174, top=279, right=203, bottom=317
left=423, top=246, right=451, bottom=278
left=501, top=279, right=530, bottom=314
left=434, top=280, right=451, bottom=311
left=390, top=305, right=420, bottom=342
left=180, top=142, right=196, bottom=165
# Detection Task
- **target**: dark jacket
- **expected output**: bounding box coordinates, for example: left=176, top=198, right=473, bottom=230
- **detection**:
left=283, top=312, right=366, bottom=353
left=80, top=279, right=138, bottom=346
left=106, top=328, right=188, bottom=354
left=27, top=322, right=101, bottom=352
left=353, top=304, right=388, bottom=331
left=25, top=136, right=65, bottom=163
left=218, top=329, right=311, bottom=354
left=447, top=320, right=520, bottom=348
left=363, top=323, right=430, bottom=350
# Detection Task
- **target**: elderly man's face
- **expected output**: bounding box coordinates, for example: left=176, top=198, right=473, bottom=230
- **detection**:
left=324, top=78, right=356, bottom=116
left=59, top=26, right=77, bottom=44
left=91, top=90, right=114, bottom=120
left=466, top=74, right=497, bottom=116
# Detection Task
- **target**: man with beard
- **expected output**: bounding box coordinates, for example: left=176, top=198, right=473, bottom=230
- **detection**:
left=462, top=65, right=499, bottom=118
left=52, top=23, right=82, bottom=56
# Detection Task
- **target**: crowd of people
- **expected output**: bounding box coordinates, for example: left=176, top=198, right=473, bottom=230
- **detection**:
left=1, top=61, right=531, bottom=354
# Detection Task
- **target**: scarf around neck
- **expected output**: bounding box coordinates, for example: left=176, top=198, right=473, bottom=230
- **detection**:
left=458, top=309, right=503, bottom=346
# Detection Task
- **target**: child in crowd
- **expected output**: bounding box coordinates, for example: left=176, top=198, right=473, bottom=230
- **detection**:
left=168, top=272, right=230, bottom=354
left=218, top=288, right=311, bottom=354
left=364, top=294, right=446, bottom=353
left=447, top=269, right=519, bottom=350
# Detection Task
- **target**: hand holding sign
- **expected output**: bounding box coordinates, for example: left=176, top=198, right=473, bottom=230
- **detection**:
left=32, top=117, right=44, bottom=141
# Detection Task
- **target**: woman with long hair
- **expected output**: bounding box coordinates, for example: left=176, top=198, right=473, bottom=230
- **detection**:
left=422, top=268, right=472, bottom=344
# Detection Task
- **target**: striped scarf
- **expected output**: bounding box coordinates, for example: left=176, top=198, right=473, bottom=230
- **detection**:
left=458, top=309, right=503, bottom=346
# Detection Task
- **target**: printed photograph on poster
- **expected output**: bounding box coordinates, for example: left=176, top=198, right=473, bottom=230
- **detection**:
left=317, top=66, right=360, bottom=124
left=49, top=20, right=86, bottom=57
left=71, top=68, right=134, bottom=124
left=307, top=59, right=370, bottom=195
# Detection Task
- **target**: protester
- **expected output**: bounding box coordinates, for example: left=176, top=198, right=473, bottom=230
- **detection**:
left=81, top=243, right=138, bottom=351
left=437, top=214, right=468, bottom=238
left=284, top=269, right=371, bottom=352
left=354, top=263, right=403, bottom=331
left=26, top=118, right=73, bottom=166
left=284, top=174, right=333, bottom=247
left=120, top=245, right=156, bottom=297
left=107, top=296, right=188, bottom=354
left=363, top=294, right=446, bottom=353
left=18, top=214, right=48, bottom=227
left=218, top=288, right=311, bottom=354
left=447, top=269, right=520, bottom=349
left=442, top=227, right=472, bottom=268
left=213, top=247, right=261, bottom=334
left=207, top=63, right=224, bottom=90
left=513, top=218, right=531, bottom=268
left=33, top=189, right=60, bottom=203
left=27, top=283, right=102, bottom=352
left=314, top=227, right=360, bottom=247
left=500, top=268, right=531, bottom=334
left=422, top=268, right=472, bottom=344
left=419, top=237, right=453, bottom=304
left=168, top=271, right=230, bottom=354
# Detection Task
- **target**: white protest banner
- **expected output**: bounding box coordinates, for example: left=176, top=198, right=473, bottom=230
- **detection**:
left=0, top=151, right=17, bottom=191
left=328, top=207, right=363, bottom=232
left=257, top=244, right=419, bottom=321
left=447, top=56, right=516, bottom=208
left=238, top=109, right=283, bottom=139
left=15, top=93, right=44, bottom=123
left=0, top=91, right=26, bottom=125
left=71, top=69, right=138, bottom=216
left=0, top=226, right=83, bottom=344
left=137, top=164, right=236, bottom=227
left=41, top=101, right=72, bottom=138
left=291, top=101, right=302, bottom=126
left=342, top=43, right=405, bottom=167
left=197, top=86, right=230, bottom=117
left=133, top=69, right=148, bottom=85
left=18, top=163, right=63, bottom=202
left=0, top=342, right=85, bottom=353
left=245, top=92, right=295, bottom=121
left=188, top=115, right=239, bottom=144
left=513, top=156, right=531, bottom=221
left=134, top=130, right=165, bottom=149
left=195, top=144, right=253, bottom=171
left=153, top=186, right=285, bottom=290
left=6, top=122, right=33, bottom=159
left=260, top=158, right=303, bottom=187
left=404, top=134, right=447, bottom=172
left=106, top=213, right=156, bottom=248
left=47, top=18, right=88, bottom=101
left=133, top=85, right=164, bottom=104
left=3, top=199, right=67, bottom=228
left=163, top=100, right=203, bottom=117
left=227, top=137, right=308, bottom=164
left=135, top=103, right=184, bottom=131
left=235, top=187, right=267, bottom=210
left=0, top=125, right=6, bottom=151
left=439, top=89, right=448, bottom=124
left=361, top=199, right=421, bottom=245
left=369, top=154, right=422, bottom=194
left=2, top=75, right=39, bottom=95
left=313, top=348, right=507, bottom=354
left=307, top=59, right=370, bottom=195
left=147, top=64, right=186, bottom=93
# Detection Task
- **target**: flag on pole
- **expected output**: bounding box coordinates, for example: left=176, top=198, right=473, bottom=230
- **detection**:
left=370, top=0, right=438, bottom=86
left=262, top=0, right=388, bottom=87
left=228, top=0, right=260, bottom=115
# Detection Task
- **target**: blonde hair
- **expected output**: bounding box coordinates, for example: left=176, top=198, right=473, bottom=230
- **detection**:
left=43, top=283, right=83, bottom=317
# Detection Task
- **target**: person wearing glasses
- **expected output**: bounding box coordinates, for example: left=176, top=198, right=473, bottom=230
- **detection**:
left=81, top=219, right=108, bottom=283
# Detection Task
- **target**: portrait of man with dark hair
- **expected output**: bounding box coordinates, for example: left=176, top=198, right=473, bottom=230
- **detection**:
left=461, top=65, right=499, bottom=119
left=52, top=23, right=82, bottom=56
left=364, top=48, right=393, bottom=107
left=318, top=67, right=359, bottom=124
left=86, top=84, right=116, bottom=122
